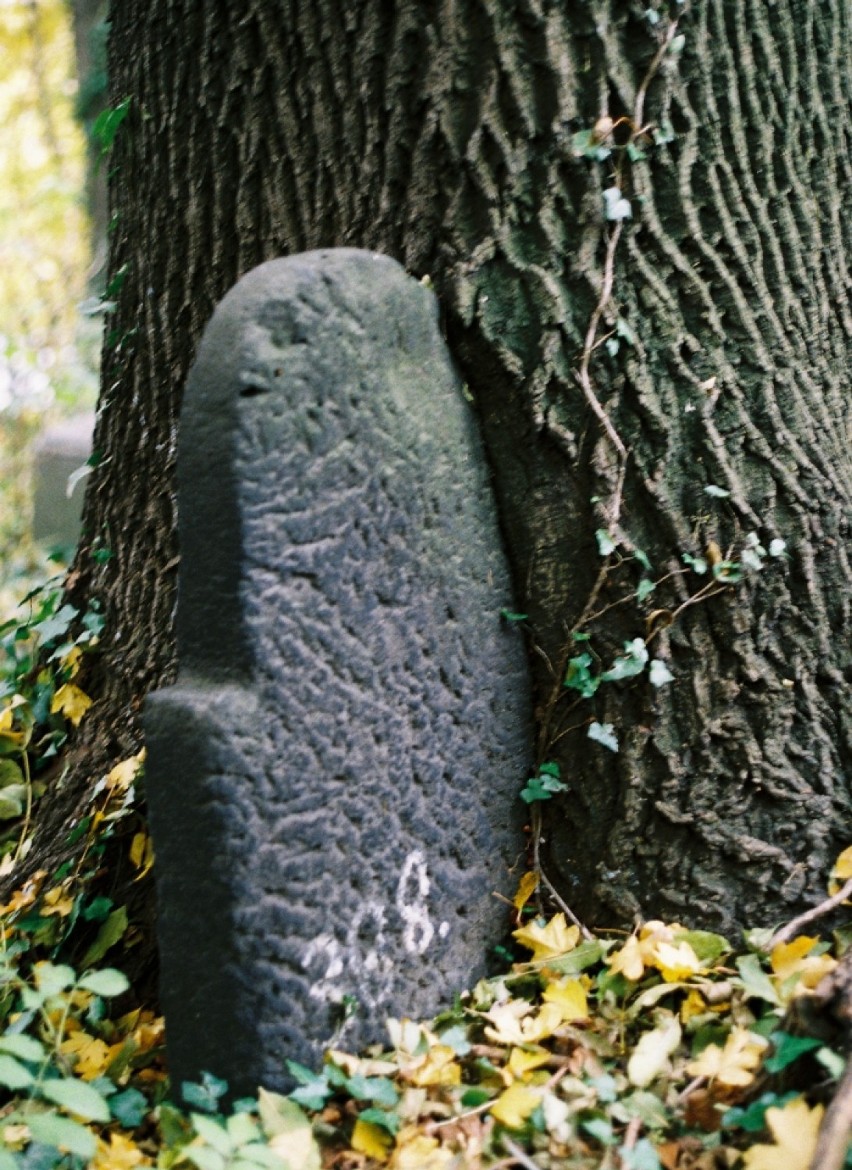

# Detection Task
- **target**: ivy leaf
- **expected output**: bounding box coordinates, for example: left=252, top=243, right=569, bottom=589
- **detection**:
left=588, top=721, right=619, bottom=753
left=595, top=529, right=617, bottom=556
left=603, top=187, right=632, bottom=221
left=764, top=1031, right=822, bottom=1074
left=601, top=639, right=648, bottom=682
left=564, top=653, right=599, bottom=698
left=109, top=1087, right=149, bottom=1127
left=648, top=660, right=674, bottom=687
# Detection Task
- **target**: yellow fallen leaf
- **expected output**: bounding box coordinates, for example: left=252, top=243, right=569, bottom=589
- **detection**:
left=390, top=1131, right=455, bottom=1170
left=105, top=750, right=146, bottom=794
left=0, top=695, right=30, bottom=749
left=59, top=645, right=83, bottom=677
left=829, top=845, right=852, bottom=895
left=51, top=684, right=93, bottom=727
left=609, top=934, right=645, bottom=981
left=60, top=1032, right=118, bottom=1080
left=741, top=1095, right=823, bottom=1170
left=627, top=1012, right=682, bottom=1087
left=652, top=940, right=704, bottom=983
left=92, top=1132, right=151, bottom=1169
left=513, top=871, right=539, bottom=913
left=513, top=913, right=579, bottom=961
left=352, top=1119, right=393, bottom=1161
left=505, top=1046, right=552, bottom=1083
left=490, top=1083, right=542, bottom=1129
left=130, top=831, right=155, bottom=879
left=542, top=976, right=588, bottom=1022
left=771, top=936, right=836, bottom=993
left=680, top=989, right=709, bottom=1024
left=686, top=1027, right=767, bottom=1087
left=484, top=999, right=563, bottom=1046
left=41, top=885, right=75, bottom=918
left=2, top=1125, right=29, bottom=1148
left=408, top=1045, right=460, bottom=1087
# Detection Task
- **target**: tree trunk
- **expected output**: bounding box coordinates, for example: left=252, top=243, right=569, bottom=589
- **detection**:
left=15, top=0, right=849, bottom=938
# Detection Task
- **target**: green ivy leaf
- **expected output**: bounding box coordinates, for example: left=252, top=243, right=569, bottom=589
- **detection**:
left=109, top=1087, right=149, bottom=1127
left=595, top=529, right=617, bottom=556
left=564, top=653, right=599, bottom=698
left=764, top=1031, right=823, bottom=1073
left=601, top=639, right=648, bottom=682
left=357, top=1107, right=401, bottom=1134
left=588, top=722, right=619, bottom=753
left=648, top=660, right=674, bottom=688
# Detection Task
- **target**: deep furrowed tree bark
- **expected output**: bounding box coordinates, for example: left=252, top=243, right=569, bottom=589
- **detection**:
left=8, top=0, right=849, bottom=938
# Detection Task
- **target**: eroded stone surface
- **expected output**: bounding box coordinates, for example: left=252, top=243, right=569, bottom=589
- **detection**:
left=145, top=250, right=531, bottom=1097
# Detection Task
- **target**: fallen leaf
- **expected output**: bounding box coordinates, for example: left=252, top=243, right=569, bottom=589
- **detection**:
left=627, top=1012, right=682, bottom=1087
left=542, top=976, right=588, bottom=1022
left=490, top=1083, right=542, bottom=1129
left=513, top=871, right=539, bottom=914
left=686, top=1027, right=767, bottom=1087
left=609, top=934, right=645, bottom=981
left=390, top=1132, right=455, bottom=1170
left=41, top=885, right=75, bottom=917
left=408, top=1045, right=460, bottom=1087
left=505, top=1046, right=551, bottom=1083
left=60, top=1032, right=118, bottom=1080
left=513, top=913, right=580, bottom=960
left=741, top=1096, right=823, bottom=1170
left=130, top=831, right=155, bottom=879
left=351, top=1118, right=393, bottom=1161
left=484, top=1000, right=563, bottom=1046
left=92, top=1132, right=152, bottom=1169
left=770, top=936, right=836, bottom=993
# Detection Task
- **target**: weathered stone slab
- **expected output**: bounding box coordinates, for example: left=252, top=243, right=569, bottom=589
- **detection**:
left=144, top=249, right=531, bottom=1098
left=32, top=413, right=94, bottom=548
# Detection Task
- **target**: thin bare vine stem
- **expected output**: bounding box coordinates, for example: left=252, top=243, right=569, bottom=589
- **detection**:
left=538, top=866, right=594, bottom=940
left=766, top=875, right=852, bottom=950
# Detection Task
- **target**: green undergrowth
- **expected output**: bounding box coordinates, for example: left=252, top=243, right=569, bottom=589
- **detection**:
left=0, top=582, right=849, bottom=1170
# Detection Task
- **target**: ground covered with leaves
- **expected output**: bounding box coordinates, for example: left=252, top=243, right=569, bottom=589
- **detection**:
left=1, top=578, right=850, bottom=1170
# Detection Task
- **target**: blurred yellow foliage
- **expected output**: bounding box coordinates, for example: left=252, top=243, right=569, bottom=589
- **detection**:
left=0, top=0, right=88, bottom=358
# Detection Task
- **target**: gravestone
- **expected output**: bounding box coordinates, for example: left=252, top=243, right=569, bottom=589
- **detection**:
left=144, top=249, right=531, bottom=1098
left=32, top=413, right=94, bottom=548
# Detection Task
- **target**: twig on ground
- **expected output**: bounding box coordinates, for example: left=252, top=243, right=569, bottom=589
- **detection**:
left=810, top=1056, right=852, bottom=1170
left=539, top=866, right=594, bottom=941
left=500, top=1136, right=543, bottom=1170
left=767, top=875, right=852, bottom=950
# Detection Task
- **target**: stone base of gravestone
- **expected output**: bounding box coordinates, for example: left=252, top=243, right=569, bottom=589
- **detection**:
left=32, top=413, right=94, bottom=549
left=145, top=249, right=531, bottom=1099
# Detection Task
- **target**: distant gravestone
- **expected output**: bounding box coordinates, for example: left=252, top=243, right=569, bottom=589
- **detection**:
left=144, top=250, right=531, bottom=1098
left=32, top=413, right=94, bottom=548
